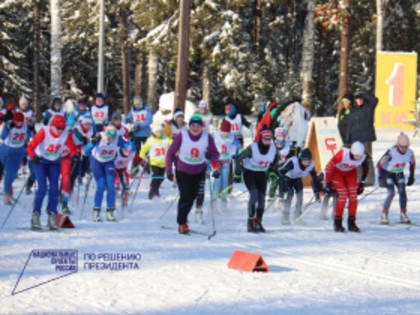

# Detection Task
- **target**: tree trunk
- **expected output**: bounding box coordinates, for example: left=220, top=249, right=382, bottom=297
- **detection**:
left=254, top=0, right=262, bottom=52
left=50, top=0, right=62, bottom=98
left=301, top=1, right=315, bottom=113
left=134, top=51, right=146, bottom=99
left=120, top=6, right=130, bottom=115
left=376, top=0, right=383, bottom=52
left=174, top=0, right=191, bottom=112
left=33, top=0, right=41, bottom=121
left=147, top=51, right=159, bottom=112
left=202, top=63, right=211, bottom=110
left=338, top=0, right=350, bottom=101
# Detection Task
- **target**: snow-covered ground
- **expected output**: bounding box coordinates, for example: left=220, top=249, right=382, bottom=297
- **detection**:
left=1, top=128, right=420, bottom=315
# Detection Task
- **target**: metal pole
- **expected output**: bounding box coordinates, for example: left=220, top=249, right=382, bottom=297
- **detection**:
left=97, top=0, right=105, bottom=93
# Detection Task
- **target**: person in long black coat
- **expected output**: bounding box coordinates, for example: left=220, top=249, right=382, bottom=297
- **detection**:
left=337, top=94, right=353, bottom=147
left=346, top=90, right=378, bottom=185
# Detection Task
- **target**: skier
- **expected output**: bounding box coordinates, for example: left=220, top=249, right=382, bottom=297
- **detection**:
left=212, top=119, right=239, bottom=203
left=114, top=145, right=134, bottom=207
left=377, top=132, right=415, bottom=224
left=277, top=148, right=321, bottom=225
left=165, top=113, right=220, bottom=234
left=17, top=96, right=35, bottom=127
left=139, top=122, right=172, bottom=199
left=234, top=127, right=278, bottom=232
left=0, top=102, right=18, bottom=124
left=197, top=100, right=213, bottom=133
left=267, top=127, right=293, bottom=201
left=0, top=112, right=32, bottom=204
left=164, top=108, right=186, bottom=139
left=124, top=96, right=152, bottom=172
left=224, top=103, right=252, bottom=147
left=111, top=110, right=129, bottom=141
left=43, top=97, right=65, bottom=126
left=27, top=115, right=77, bottom=230
left=90, top=93, right=111, bottom=133
left=325, top=141, right=369, bottom=232
left=66, top=98, right=92, bottom=128
left=84, top=125, right=127, bottom=222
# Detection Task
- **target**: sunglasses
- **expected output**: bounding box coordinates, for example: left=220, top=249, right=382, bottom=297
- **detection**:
left=262, top=137, right=272, bottom=141
left=398, top=145, right=408, bottom=149
left=275, top=139, right=285, bottom=144
left=106, top=131, right=117, bottom=138
left=56, top=126, right=65, bottom=131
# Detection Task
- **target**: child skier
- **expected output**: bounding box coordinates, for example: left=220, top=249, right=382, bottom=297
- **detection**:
left=377, top=132, right=415, bottom=224
left=0, top=112, right=32, bottom=204
left=164, top=108, right=186, bottom=139
left=212, top=119, right=239, bottom=202
left=139, top=122, right=172, bottom=199
left=267, top=127, right=293, bottom=201
left=114, top=146, right=134, bottom=207
left=165, top=113, right=220, bottom=234
left=325, top=141, right=369, bottom=232
left=224, top=103, right=252, bottom=147
left=66, top=98, right=92, bottom=128
left=197, top=100, right=213, bottom=133
left=90, top=93, right=111, bottom=133
left=43, top=97, right=65, bottom=126
left=27, top=115, right=77, bottom=230
left=84, top=125, right=127, bottom=222
left=234, top=127, right=278, bottom=232
left=277, top=148, right=320, bottom=225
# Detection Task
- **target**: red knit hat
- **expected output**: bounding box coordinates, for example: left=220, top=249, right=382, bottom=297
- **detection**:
left=12, top=112, right=24, bottom=123
left=51, top=115, right=66, bottom=128
left=220, top=119, right=231, bottom=132
left=7, top=102, right=17, bottom=111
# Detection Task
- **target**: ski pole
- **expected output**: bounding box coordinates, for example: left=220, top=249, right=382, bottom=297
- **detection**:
left=79, top=173, right=93, bottom=220
left=294, top=196, right=318, bottom=223
left=359, top=186, right=379, bottom=201
left=128, top=166, right=146, bottom=212
left=1, top=174, right=28, bottom=229
left=158, top=193, right=179, bottom=220
left=207, top=171, right=217, bottom=240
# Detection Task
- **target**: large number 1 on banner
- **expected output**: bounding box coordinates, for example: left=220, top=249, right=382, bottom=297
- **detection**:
left=386, top=63, right=404, bottom=107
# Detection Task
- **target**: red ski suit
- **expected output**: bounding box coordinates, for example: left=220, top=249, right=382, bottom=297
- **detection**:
left=325, top=149, right=368, bottom=217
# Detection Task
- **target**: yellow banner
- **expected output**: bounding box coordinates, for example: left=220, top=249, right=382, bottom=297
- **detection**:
left=375, top=52, right=417, bottom=129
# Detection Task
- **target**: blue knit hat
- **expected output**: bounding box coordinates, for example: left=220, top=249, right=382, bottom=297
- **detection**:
left=95, top=92, right=105, bottom=100
left=189, top=113, right=203, bottom=126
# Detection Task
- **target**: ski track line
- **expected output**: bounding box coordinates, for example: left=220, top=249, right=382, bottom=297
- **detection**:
left=212, top=235, right=420, bottom=292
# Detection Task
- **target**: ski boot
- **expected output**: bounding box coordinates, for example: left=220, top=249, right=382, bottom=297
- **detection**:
left=106, top=208, right=116, bottom=222
left=47, top=211, right=59, bottom=230
left=31, top=211, right=42, bottom=230
left=347, top=216, right=360, bottom=232
left=380, top=211, right=389, bottom=225
left=4, top=194, right=13, bottom=205
left=62, top=202, right=71, bottom=215
left=334, top=216, right=345, bottom=232
left=148, top=190, right=154, bottom=200
left=195, top=207, right=204, bottom=224
left=93, top=207, right=102, bottom=222
left=178, top=223, right=189, bottom=234
left=400, top=211, right=411, bottom=224
left=254, top=218, right=266, bottom=233
left=281, top=212, right=291, bottom=225
left=247, top=218, right=257, bottom=233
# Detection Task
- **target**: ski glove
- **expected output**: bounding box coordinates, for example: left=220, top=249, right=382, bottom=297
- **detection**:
left=212, top=170, right=220, bottom=179
left=407, top=174, right=415, bottom=186
left=357, top=182, right=365, bottom=195
left=325, top=182, right=335, bottom=195
left=166, top=171, right=174, bottom=182
left=91, top=135, right=101, bottom=145
left=205, top=151, right=212, bottom=160
left=32, top=155, right=43, bottom=164
left=139, top=158, right=146, bottom=168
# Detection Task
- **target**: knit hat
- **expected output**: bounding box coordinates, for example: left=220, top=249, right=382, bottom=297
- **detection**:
left=350, top=141, right=364, bottom=155
left=198, top=100, right=208, bottom=110
left=7, top=102, right=17, bottom=111
left=111, top=110, right=122, bottom=122
left=95, top=92, right=105, bottom=100
left=78, top=98, right=87, bottom=107
left=104, top=125, right=117, bottom=139
left=299, top=148, right=312, bottom=161
left=12, top=112, right=24, bottom=123
left=79, top=115, right=93, bottom=125
left=220, top=119, right=231, bottom=132
left=133, top=96, right=143, bottom=107
left=173, top=108, right=184, bottom=120
left=51, top=97, right=62, bottom=109
left=397, top=132, right=410, bottom=147
left=51, top=115, right=66, bottom=128
left=274, top=127, right=287, bottom=139
left=189, top=113, right=203, bottom=126
left=19, top=96, right=29, bottom=106
left=260, top=127, right=273, bottom=139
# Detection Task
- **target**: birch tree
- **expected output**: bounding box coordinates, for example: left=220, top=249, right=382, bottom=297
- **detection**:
left=301, top=1, right=315, bottom=113
left=50, top=0, right=62, bottom=98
